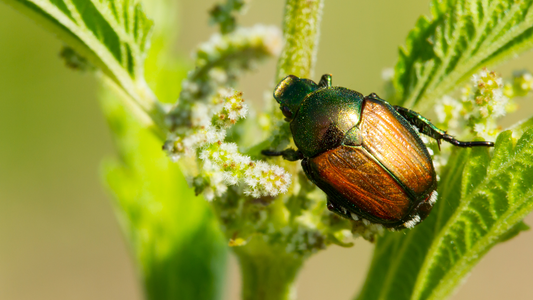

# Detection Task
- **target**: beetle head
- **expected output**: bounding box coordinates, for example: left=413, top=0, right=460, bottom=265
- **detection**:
left=274, top=75, right=318, bottom=121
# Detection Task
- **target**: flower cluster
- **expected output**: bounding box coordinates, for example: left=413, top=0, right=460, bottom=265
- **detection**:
left=435, top=68, right=516, bottom=141
left=243, top=161, right=290, bottom=197
left=165, top=87, right=291, bottom=201
left=352, top=221, right=385, bottom=242
left=267, top=224, right=327, bottom=256
left=163, top=24, right=281, bottom=154
left=164, top=89, right=245, bottom=160
left=431, top=68, right=533, bottom=173
left=164, top=128, right=227, bottom=162
left=169, top=24, right=281, bottom=123
left=161, top=24, right=287, bottom=202
left=199, top=142, right=291, bottom=200
left=470, top=69, right=508, bottom=118
left=210, top=90, right=248, bottom=127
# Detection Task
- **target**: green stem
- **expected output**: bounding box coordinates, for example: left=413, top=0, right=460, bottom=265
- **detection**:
left=232, top=2, right=324, bottom=299
left=276, top=0, right=324, bottom=82
left=235, top=238, right=304, bottom=300
left=269, top=0, right=324, bottom=144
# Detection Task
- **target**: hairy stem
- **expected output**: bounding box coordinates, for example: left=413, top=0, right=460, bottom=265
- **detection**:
left=235, top=238, right=304, bottom=300
left=276, top=0, right=324, bottom=82
left=269, top=0, right=325, bottom=144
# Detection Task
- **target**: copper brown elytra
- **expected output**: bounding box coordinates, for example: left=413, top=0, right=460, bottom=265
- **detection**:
left=263, top=74, right=494, bottom=230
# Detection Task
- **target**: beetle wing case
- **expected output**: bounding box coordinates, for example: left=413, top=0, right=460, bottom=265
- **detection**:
left=303, top=146, right=412, bottom=224
left=301, top=97, right=438, bottom=229
left=360, top=98, right=436, bottom=196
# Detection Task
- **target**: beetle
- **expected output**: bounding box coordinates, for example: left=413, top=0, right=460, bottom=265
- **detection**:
left=263, top=74, right=494, bottom=230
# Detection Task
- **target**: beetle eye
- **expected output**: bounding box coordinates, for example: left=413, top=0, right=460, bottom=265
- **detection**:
left=281, top=106, right=293, bottom=119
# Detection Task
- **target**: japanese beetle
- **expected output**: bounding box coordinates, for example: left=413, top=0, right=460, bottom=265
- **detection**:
left=263, top=74, right=494, bottom=230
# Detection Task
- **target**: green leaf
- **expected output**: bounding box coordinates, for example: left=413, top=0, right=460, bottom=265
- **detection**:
left=98, top=2, right=228, bottom=298
left=357, top=128, right=533, bottom=300
left=100, top=87, right=228, bottom=300
left=395, top=0, right=533, bottom=111
left=1, top=0, right=165, bottom=128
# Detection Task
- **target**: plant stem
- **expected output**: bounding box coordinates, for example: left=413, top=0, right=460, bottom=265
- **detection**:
left=231, top=2, right=325, bottom=300
left=276, top=0, right=324, bottom=82
left=270, top=0, right=325, bottom=138
left=235, top=238, right=304, bottom=300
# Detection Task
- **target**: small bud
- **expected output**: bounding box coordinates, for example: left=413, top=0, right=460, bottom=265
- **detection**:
left=512, top=70, right=533, bottom=97
left=436, top=68, right=513, bottom=141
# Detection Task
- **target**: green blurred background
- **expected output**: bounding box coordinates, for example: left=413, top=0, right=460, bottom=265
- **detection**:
left=1, top=1, right=533, bottom=299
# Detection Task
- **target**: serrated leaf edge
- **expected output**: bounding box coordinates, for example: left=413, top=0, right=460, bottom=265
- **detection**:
left=412, top=131, right=533, bottom=300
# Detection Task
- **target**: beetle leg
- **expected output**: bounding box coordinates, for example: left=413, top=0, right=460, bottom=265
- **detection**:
left=326, top=198, right=357, bottom=220
left=318, top=74, right=333, bottom=88
left=393, top=105, right=495, bottom=148
left=261, top=148, right=303, bottom=161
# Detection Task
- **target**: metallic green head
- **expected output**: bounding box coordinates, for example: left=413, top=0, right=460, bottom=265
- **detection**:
left=273, top=75, right=319, bottom=121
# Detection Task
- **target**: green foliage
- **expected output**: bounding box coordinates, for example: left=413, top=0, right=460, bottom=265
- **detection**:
left=357, top=129, right=533, bottom=300
left=101, top=87, right=227, bottom=300
left=0, top=0, right=165, bottom=128
left=5, top=0, right=533, bottom=300
left=394, top=0, right=533, bottom=111
left=7, top=0, right=152, bottom=79
left=361, top=4, right=533, bottom=296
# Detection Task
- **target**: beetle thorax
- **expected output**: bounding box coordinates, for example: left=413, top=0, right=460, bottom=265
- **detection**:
left=290, top=87, right=365, bottom=157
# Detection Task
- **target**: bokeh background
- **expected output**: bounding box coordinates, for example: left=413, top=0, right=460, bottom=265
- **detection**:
left=1, top=1, right=533, bottom=299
